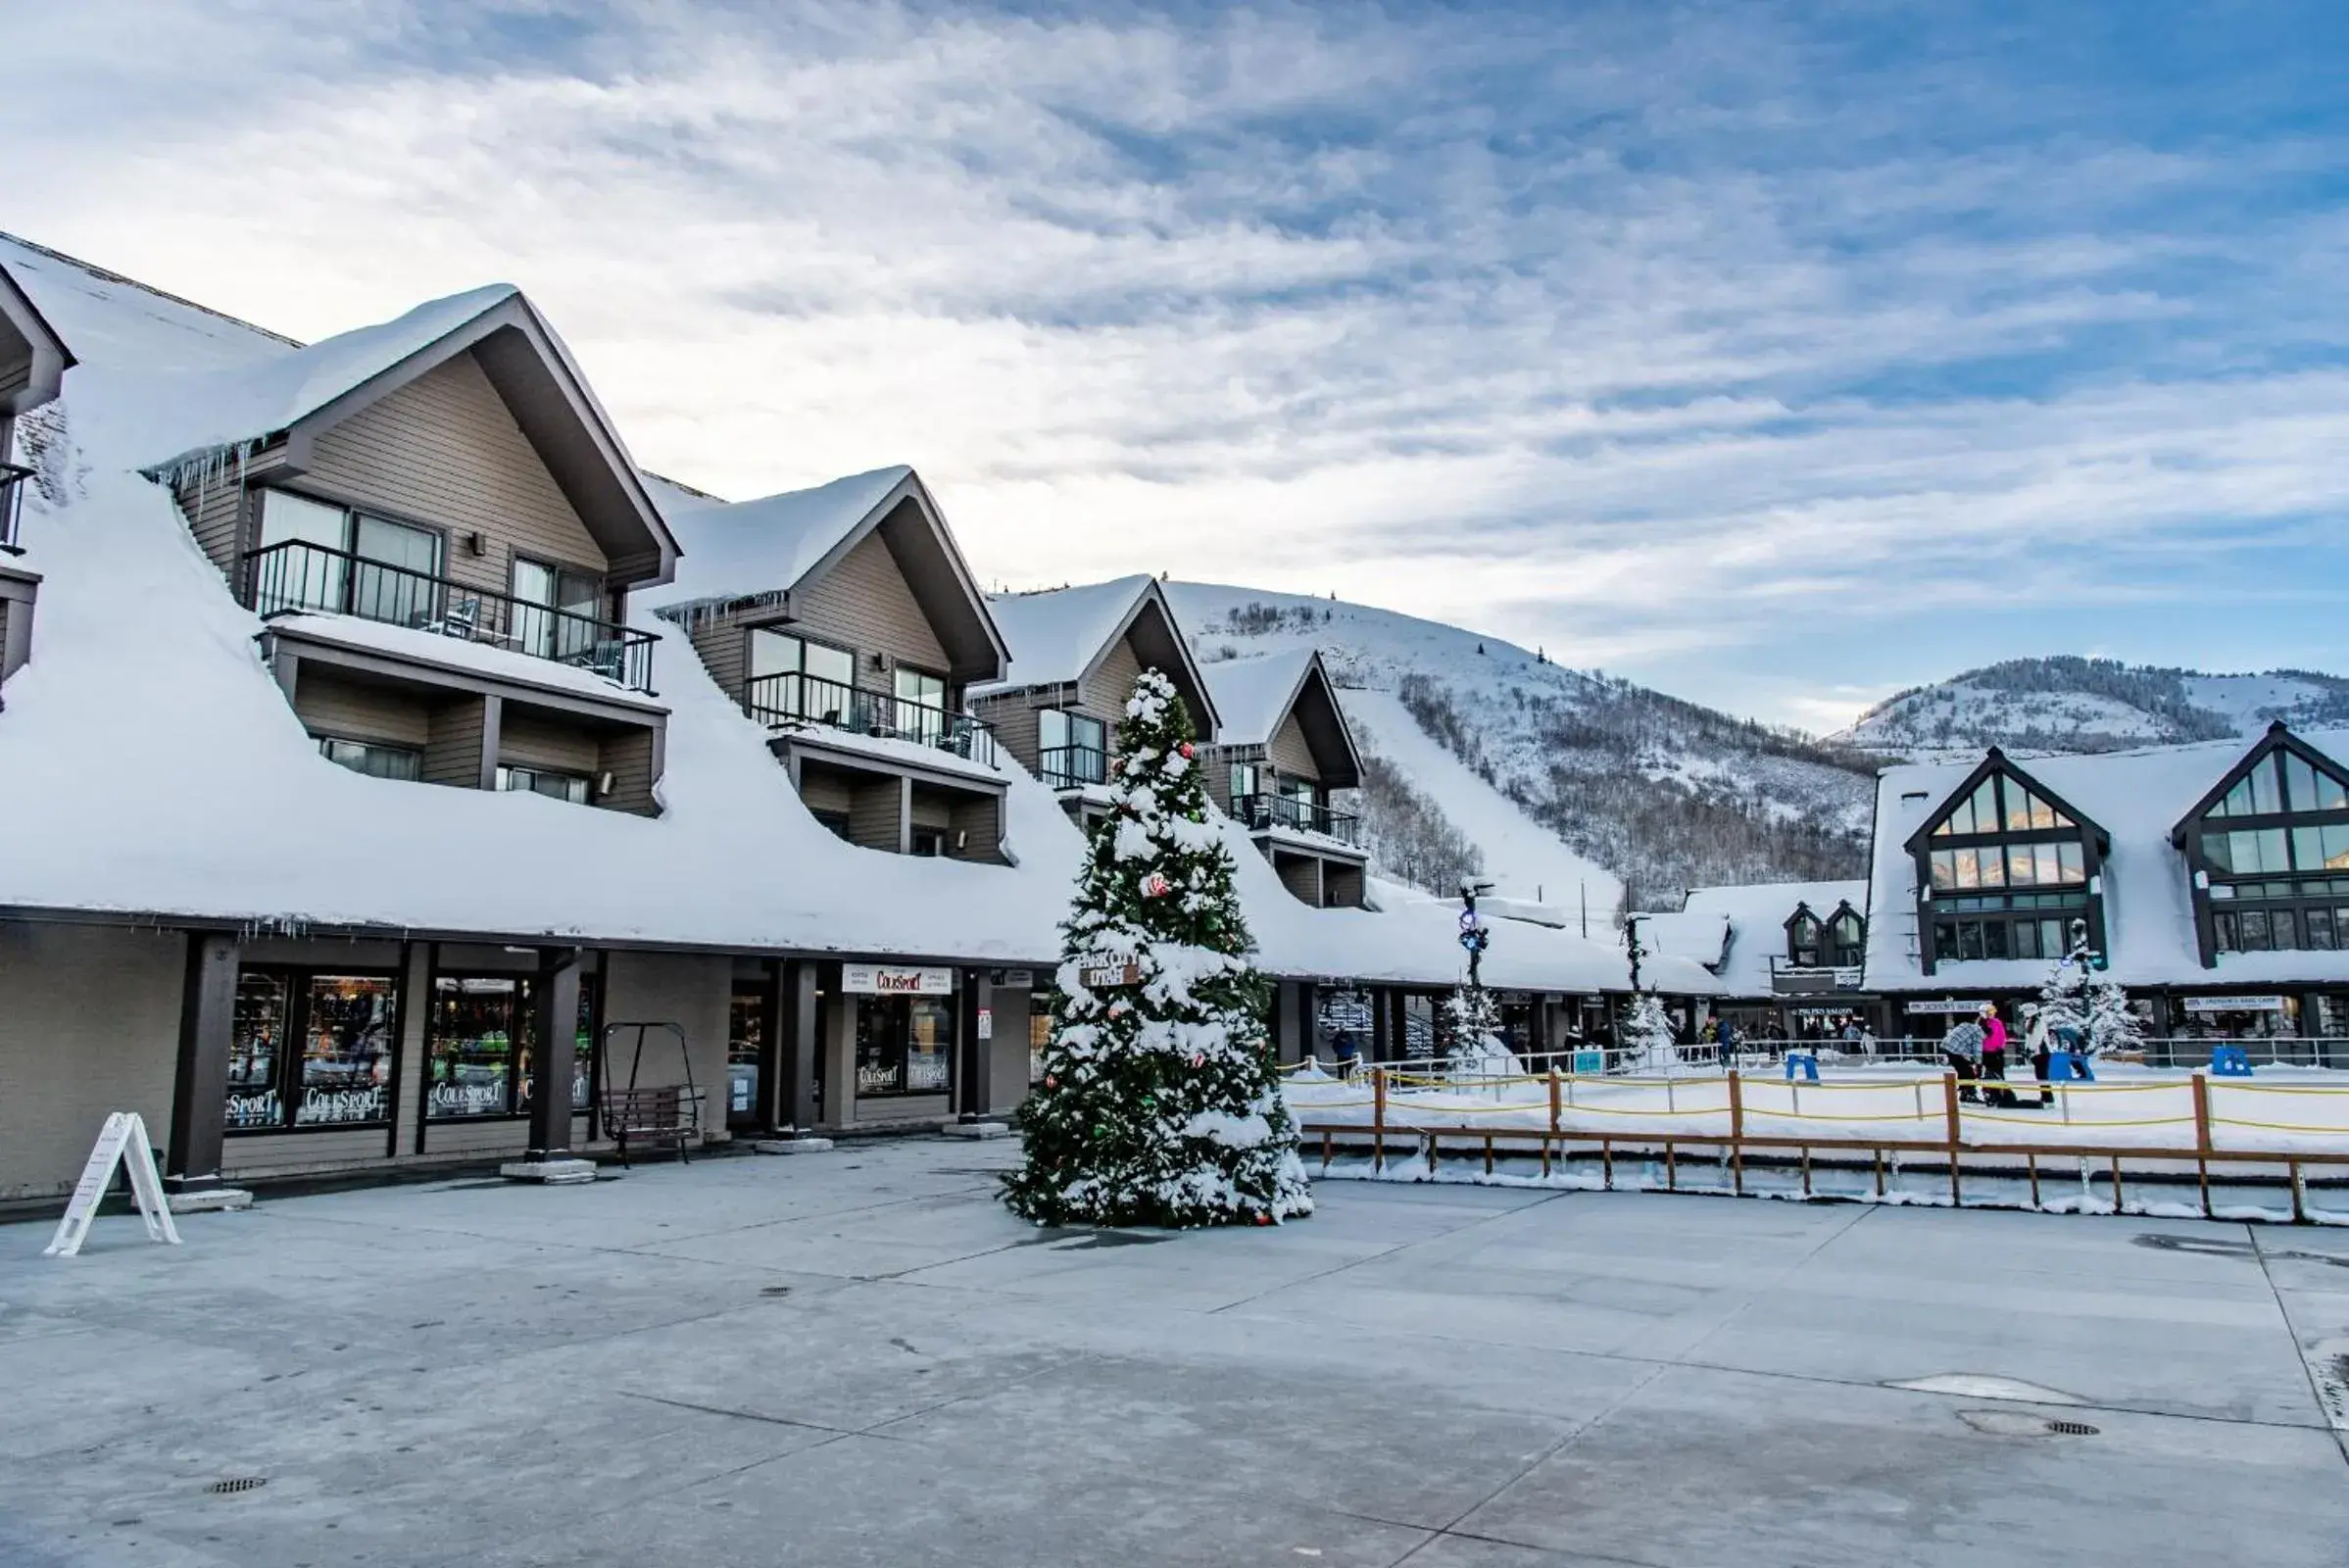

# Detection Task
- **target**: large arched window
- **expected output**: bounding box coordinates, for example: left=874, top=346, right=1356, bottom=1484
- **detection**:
left=1907, top=753, right=2103, bottom=970
left=2176, top=729, right=2349, bottom=958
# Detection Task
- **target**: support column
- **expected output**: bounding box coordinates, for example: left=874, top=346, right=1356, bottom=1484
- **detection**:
left=165, top=930, right=240, bottom=1197
left=1387, top=988, right=1409, bottom=1063
left=1369, top=984, right=1392, bottom=1061
left=477, top=694, right=505, bottom=792
left=821, top=961, right=857, bottom=1131
left=507, top=948, right=591, bottom=1182
left=955, top=969, right=995, bottom=1120
left=754, top=958, right=787, bottom=1132
left=776, top=959, right=820, bottom=1132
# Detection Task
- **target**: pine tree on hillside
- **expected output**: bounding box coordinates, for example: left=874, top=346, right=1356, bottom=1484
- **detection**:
left=1003, top=669, right=1313, bottom=1229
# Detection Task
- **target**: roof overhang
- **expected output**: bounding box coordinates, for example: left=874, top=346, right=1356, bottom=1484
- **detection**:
left=1287, top=652, right=1364, bottom=790
left=786, top=468, right=1008, bottom=686
left=0, top=262, right=73, bottom=418
left=275, top=294, right=679, bottom=587
left=2168, top=721, right=2349, bottom=847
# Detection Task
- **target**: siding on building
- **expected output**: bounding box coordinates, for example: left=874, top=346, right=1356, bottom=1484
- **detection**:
left=848, top=774, right=905, bottom=852
left=0, top=922, right=185, bottom=1200
left=422, top=696, right=490, bottom=788
left=1077, top=632, right=1144, bottom=721
left=304, top=351, right=612, bottom=599
left=1269, top=712, right=1319, bottom=782
left=176, top=448, right=289, bottom=575
left=948, top=795, right=1003, bottom=863
left=979, top=695, right=1043, bottom=775
left=1276, top=854, right=1324, bottom=906
left=1324, top=860, right=1367, bottom=909
left=497, top=706, right=602, bottom=775
left=597, top=726, right=661, bottom=816
left=790, top=529, right=951, bottom=681
left=798, top=765, right=855, bottom=818
left=292, top=669, right=433, bottom=750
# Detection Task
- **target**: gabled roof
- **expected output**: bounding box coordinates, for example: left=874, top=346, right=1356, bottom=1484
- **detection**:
left=1678, top=880, right=1869, bottom=996
left=1865, top=730, right=2349, bottom=991
left=0, top=260, right=75, bottom=417
left=135, top=288, right=678, bottom=585
left=1200, top=648, right=1364, bottom=790
left=646, top=466, right=1007, bottom=684
left=2168, top=721, right=2349, bottom=844
left=1898, top=746, right=2109, bottom=857
left=975, top=576, right=1221, bottom=737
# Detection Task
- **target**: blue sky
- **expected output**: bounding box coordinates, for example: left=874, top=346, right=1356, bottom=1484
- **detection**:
left=6, top=0, right=2347, bottom=729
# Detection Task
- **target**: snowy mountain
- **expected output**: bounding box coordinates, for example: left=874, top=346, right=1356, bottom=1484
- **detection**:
left=1164, top=583, right=1878, bottom=912
left=1834, top=658, right=2349, bottom=763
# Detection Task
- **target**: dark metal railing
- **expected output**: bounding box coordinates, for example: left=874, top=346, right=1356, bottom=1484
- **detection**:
left=1232, top=791, right=1362, bottom=847
left=744, top=670, right=997, bottom=767
left=0, top=462, right=32, bottom=554
left=242, top=539, right=656, bottom=693
left=1041, top=743, right=1108, bottom=790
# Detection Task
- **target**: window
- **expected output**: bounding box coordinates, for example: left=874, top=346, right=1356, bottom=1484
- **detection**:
left=1230, top=760, right=1262, bottom=802
left=513, top=559, right=606, bottom=662
left=254, top=490, right=442, bottom=623
left=2284, top=753, right=2349, bottom=813
left=728, top=981, right=767, bottom=1124
left=853, top=995, right=958, bottom=1098
left=425, top=975, right=596, bottom=1120
left=1039, top=709, right=1107, bottom=787
left=894, top=668, right=948, bottom=746
left=225, top=968, right=399, bottom=1132
left=1789, top=912, right=1821, bottom=966
left=497, top=765, right=591, bottom=805
left=911, top=828, right=946, bottom=858
left=1828, top=910, right=1865, bottom=966
left=748, top=629, right=856, bottom=723
left=318, top=736, right=422, bottom=782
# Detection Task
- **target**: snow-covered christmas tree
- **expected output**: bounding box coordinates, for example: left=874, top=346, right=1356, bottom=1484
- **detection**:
left=1619, top=993, right=1680, bottom=1073
left=1003, top=668, right=1313, bottom=1229
left=2037, top=946, right=2090, bottom=1047
left=1441, top=982, right=1510, bottom=1078
left=2086, top=979, right=2145, bottom=1056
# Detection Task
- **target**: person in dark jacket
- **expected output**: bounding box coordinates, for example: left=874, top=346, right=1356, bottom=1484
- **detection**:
left=1942, top=1016, right=1985, bottom=1102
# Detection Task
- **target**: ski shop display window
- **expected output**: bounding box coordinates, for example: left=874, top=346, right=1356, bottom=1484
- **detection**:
left=425, top=973, right=597, bottom=1119
left=225, top=968, right=399, bottom=1132
left=855, top=996, right=958, bottom=1097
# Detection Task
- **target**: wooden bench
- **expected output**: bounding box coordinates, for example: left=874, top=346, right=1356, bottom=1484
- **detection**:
left=601, top=1084, right=700, bottom=1166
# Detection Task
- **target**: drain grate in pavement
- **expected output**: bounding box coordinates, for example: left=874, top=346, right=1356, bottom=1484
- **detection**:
left=1958, top=1409, right=2098, bottom=1438
left=204, top=1477, right=267, bottom=1495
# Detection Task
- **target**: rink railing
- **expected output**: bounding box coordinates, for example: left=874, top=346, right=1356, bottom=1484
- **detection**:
left=1278, top=1057, right=2349, bottom=1222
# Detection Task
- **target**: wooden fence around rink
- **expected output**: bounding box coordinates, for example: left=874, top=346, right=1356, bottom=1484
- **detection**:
left=1278, top=1061, right=2349, bottom=1222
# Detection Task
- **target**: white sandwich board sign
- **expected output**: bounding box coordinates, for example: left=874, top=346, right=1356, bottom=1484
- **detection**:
left=43, top=1112, right=180, bottom=1258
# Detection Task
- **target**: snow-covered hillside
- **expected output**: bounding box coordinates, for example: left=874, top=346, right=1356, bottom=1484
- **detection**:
left=1836, top=658, right=2349, bottom=763
left=1165, top=582, right=1877, bottom=910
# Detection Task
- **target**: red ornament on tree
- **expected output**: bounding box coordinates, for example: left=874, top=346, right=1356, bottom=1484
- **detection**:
left=1178, top=741, right=1195, bottom=759
left=1142, top=871, right=1170, bottom=899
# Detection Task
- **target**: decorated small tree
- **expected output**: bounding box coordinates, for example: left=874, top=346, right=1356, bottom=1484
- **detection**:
left=2037, top=948, right=2090, bottom=1047
left=1619, top=993, right=1680, bottom=1073
left=1003, top=669, right=1312, bottom=1229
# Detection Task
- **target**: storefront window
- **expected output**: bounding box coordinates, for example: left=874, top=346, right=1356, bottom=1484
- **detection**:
left=515, top=980, right=599, bottom=1117
left=428, top=976, right=531, bottom=1118
left=854, top=995, right=957, bottom=1097
left=728, top=982, right=766, bottom=1122
left=296, top=976, right=397, bottom=1125
left=227, top=972, right=290, bottom=1130
left=225, top=967, right=398, bottom=1132
left=907, top=999, right=954, bottom=1092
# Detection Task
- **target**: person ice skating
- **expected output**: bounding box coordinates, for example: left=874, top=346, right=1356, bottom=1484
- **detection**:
left=1979, top=1003, right=2016, bottom=1107
left=2023, top=1005, right=2054, bottom=1107
left=1942, top=1014, right=1985, bottom=1102
left=1716, top=1015, right=1737, bottom=1066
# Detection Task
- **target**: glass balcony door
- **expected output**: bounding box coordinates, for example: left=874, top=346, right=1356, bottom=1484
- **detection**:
left=513, top=559, right=605, bottom=663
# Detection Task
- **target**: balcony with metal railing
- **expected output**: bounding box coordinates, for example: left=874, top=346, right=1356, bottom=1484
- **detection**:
left=1231, top=791, right=1362, bottom=848
left=744, top=670, right=998, bottom=769
left=242, top=539, right=657, bottom=693
left=1041, top=743, right=1108, bottom=791
left=1768, top=954, right=1868, bottom=995
left=0, top=462, right=33, bottom=555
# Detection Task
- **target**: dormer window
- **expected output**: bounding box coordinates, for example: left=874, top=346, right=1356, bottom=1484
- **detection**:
left=1909, top=757, right=2105, bottom=971
left=2183, top=737, right=2349, bottom=956
left=1789, top=911, right=1822, bottom=966
left=1828, top=908, right=1865, bottom=968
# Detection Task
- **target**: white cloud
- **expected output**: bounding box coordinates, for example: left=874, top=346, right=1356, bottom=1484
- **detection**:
left=3, top=0, right=2344, bottom=724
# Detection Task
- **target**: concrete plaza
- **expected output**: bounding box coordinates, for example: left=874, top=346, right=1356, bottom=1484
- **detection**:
left=3, top=1140, right=2347, bottom=1567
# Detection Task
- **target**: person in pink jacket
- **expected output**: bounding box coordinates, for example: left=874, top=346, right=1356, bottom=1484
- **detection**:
left=1979, top=1004, right=2017, bottom=1107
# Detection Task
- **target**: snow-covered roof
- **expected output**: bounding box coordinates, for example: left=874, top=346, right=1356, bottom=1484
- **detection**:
left=1199, top=649, right=1317, bottom=748
left=978, top=575, right=1157, bottom=692
left=1674, top=880, right=1868, bottom=997
left=0, top=252, right=75, bottom=416
left=1637, top=909, right=1730, bottom=971
left=264, top=612, right=669, bottom=714
left=1864, top=735, right=2349, bottom=991
left=139, top=286, right=517, bottom=475
left=0, top=231, right=1708, bottom=1002
left=640, top=466, right=912, bottom=613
